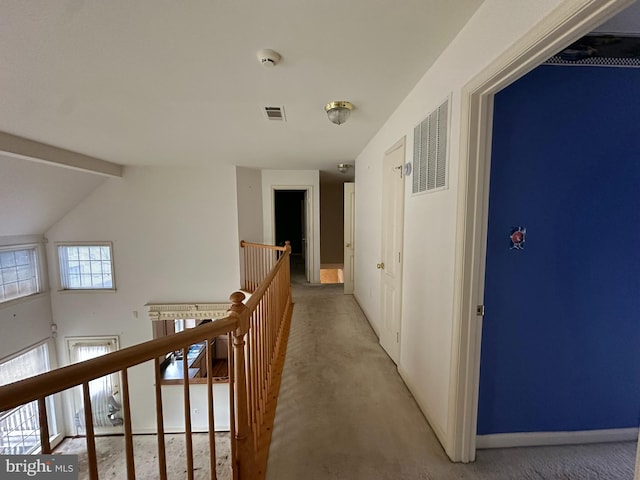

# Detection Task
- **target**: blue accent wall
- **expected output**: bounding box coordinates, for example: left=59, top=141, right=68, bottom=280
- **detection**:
left=478, top=65, right=640, bottom=435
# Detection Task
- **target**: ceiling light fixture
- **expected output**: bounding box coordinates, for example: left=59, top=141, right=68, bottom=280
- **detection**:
left=337, top=163, right=353, bottom=174
left=325, top=101, right=354, bottom=125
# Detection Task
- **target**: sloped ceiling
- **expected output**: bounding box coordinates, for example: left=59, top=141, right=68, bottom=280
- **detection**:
left=0, top=154, right=106, bottom=236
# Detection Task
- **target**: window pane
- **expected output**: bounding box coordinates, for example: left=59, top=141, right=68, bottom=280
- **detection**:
left=13, top=250, right=29, bottom=265
left=68, top=274, right=81, bottom=288
left=2, top=268, right=17, bottom=283
left=18, top=279, right=36, bottom=295
left=3, top=282, right=18, bottom=298
left=16, top=264, right=33, bottom=280
left=0, top=252, right=16, bottom=268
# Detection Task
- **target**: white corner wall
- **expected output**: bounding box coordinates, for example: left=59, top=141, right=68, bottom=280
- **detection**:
left=45, top=165, right=241, bottom=434
left=353, top=0, right=569, bottom=453
left=236, top=167, right=264, bottom=244
left=261, top=170, right=320, bottom=284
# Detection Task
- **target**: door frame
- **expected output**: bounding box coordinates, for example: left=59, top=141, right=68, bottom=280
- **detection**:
left=379, top=137, right=406, bottom=364
left=448, top=0, right=634, bottom=463
left=343, top=182, right=355, bottom=294
left=271, top=186, right=314, bottom=283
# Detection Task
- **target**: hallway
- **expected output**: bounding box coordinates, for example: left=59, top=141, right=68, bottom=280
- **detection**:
left=266, top=283, right=636, bottom=479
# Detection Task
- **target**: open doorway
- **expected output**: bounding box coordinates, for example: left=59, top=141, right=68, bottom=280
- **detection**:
left=274, top=190, right=307, bottom=282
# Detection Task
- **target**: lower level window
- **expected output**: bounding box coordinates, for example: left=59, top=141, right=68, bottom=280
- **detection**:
left=0, top=343, right=56, bottom=454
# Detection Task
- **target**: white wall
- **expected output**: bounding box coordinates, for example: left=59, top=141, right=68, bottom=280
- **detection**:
left=161, top=383, right=230, bottom=433
left=261, top=170, right=320, bottom=284
left=353, top=0, right=568, bottom=451
left=45, top=165, right=241, bottom=434
left=319, top=180, right=344, bottom=266
left=236, top=167, right=264, bottom=244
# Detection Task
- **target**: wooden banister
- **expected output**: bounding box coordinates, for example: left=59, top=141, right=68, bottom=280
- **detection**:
left=0, top=317, right=237, bottom=412
left=0, top=241, right=292, bottom=480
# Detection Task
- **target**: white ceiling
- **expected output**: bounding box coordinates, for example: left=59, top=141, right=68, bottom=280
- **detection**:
left=0, top=0, right=484, bottom=173
left=3, top=1, right=636, bottom=237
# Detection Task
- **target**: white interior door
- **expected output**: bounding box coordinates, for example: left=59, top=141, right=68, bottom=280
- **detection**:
left=343, top=182, right=355, bottom=294
left=379, top=138, right=405, bottom=364
left=303, top=191, right=311, bottom=282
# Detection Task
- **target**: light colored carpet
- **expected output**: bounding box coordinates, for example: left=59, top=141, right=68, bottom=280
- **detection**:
left=266, top=283, right=637, bottom=480
left=54, top=433, right=231, bottom=479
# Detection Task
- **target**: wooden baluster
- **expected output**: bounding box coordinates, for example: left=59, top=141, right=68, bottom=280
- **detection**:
left=121, top=369, right=135, bottom=480
left=82, top=382, right=99, bottom=480
left=183, top=347, right=194, bottom=480
left=206, top=338, right=217, bottom=480
left=154, top=358, right=168, bottom=480
left=227, top=332, right=237, bottom=480
left=37, top=397, right=51, bottom=454
left=228, top=291, right=257, bottom=479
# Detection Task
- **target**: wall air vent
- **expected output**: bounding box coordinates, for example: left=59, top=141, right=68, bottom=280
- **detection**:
left=263, top=106, right=286, bottom=121
left=413, top=98, right=449, bottom=194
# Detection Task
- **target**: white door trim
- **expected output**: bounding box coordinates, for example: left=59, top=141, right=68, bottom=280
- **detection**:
left=343, top=182, right=355, bottom=295
left=379, top=137, right=406, bottom=364
left=271, top=186, right=315, bottom=283
left=448, top=0, right=634, bottom=463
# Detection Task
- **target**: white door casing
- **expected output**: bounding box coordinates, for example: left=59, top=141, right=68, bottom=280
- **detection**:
left=448, top=0, right=634, bottom=463
left=343, top=182, right=355, bottom=294
left=270, top=185, right=315, bottom=283
left=379, top=138, right=406, bottom=364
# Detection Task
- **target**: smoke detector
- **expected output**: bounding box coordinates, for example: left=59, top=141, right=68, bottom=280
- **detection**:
left=257, top=49, right=281, bottom=67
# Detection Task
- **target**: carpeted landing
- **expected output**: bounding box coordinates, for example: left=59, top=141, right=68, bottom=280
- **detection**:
left=266, top=283, right=637, bottom=480
left=54, top=433, right=231, bottom=480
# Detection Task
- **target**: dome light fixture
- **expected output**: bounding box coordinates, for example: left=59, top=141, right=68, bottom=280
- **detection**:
left=325, top=101, right=354, bottom=125
left=337, top=163, right=353, bottom=174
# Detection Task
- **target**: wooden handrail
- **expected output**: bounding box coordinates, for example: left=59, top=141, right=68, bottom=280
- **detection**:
left=0, top=240, right=292, bottom=480
left=0, top=316, right=237, bottom=411
left=240, top=240, right=288, bottom=251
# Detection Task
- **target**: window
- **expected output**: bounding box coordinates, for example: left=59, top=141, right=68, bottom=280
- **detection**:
left=57, top=243, right=115, bottom=290
left=67, top=337, right=122, bottom=434
left=0, top=343, right=57, bottom=454
left=0, top=246, right=40, bottom=303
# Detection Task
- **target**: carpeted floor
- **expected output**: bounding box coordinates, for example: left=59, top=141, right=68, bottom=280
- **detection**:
left=54, top=433, right=231, bottom=480
left=266, top=283, right=637, bottom=480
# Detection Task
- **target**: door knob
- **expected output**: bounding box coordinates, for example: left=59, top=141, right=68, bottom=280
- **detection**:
left=346, top=243, right=351, bottom=247
left=376, top=262, right=385, bottom=269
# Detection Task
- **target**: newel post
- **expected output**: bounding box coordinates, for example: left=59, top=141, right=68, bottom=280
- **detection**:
left=228, top=291, right=256, bottom=479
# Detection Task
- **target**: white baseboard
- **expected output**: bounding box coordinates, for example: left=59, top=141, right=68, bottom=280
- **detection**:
left=397, top=365, right=449, bottom=451
left=476, top=427, right=639, bottom=449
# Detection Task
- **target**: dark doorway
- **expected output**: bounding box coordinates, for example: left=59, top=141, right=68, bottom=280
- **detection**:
left=274, top=190, right=306, bottom=281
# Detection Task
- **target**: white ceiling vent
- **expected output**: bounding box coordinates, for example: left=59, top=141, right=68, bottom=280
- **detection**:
left=263, top=106, right=286, bottom=121
left=413, top=98, right=449, bottom=194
